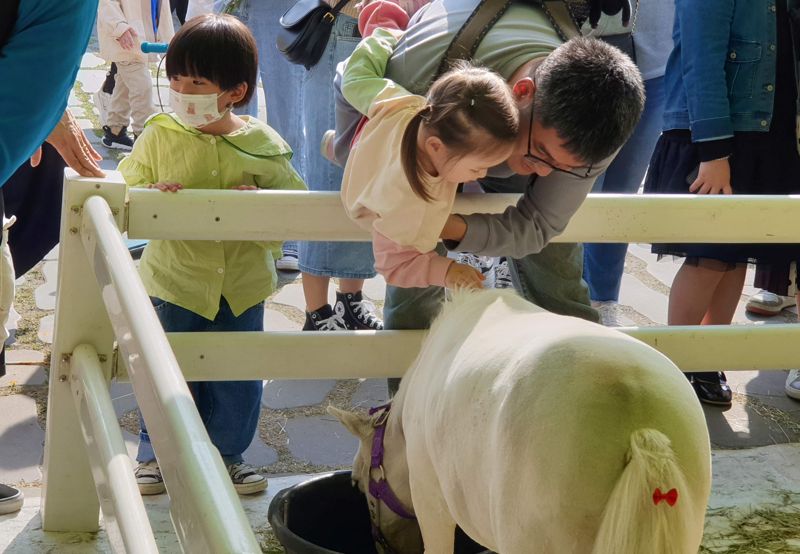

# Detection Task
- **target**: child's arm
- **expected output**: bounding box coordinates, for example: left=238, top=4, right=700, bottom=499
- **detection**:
left=372, top=230, right=483, bottom=289
left=117, top=131, right=157, bottom=187
left=341, top=28, right=410, bottom=116
left=252, top=157, right=307, bottom=192
left=98, top=0, right=135, bottom=44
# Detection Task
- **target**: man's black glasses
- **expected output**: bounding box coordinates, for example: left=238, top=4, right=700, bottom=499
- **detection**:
left=523, top=104, right=593, bottom=179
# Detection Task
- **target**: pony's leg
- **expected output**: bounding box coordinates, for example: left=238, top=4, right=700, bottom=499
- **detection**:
left=406, top=441, right=456, bottom=553
left=410, top=486, right=456, bottom=554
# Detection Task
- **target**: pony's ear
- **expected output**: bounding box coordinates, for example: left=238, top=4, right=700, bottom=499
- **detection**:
left=328, top=406, right=373, bottom=439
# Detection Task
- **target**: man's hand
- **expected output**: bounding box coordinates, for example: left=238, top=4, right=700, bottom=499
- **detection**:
left=688, top=158, right=732, bottom=195
left=445, top=262, right=484, bottom=290
left=117, top=27, right=138, bottom=50
left=31, top=110, right=105, bottom=177
left=440, top=214, right=467, bottom=242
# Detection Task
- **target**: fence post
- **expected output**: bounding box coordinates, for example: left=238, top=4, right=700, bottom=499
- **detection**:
left=41, top=174, right=126, bottom=531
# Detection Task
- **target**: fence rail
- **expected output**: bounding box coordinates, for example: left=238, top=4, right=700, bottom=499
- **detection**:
left=40, top=171, right=800, bottom=552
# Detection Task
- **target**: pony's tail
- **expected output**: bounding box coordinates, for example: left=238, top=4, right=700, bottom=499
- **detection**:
left=591, top=429, right=700, bottom=554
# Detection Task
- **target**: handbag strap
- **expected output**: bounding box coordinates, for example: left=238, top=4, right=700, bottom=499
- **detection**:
left=432, top=0, right=581, bottom=83
left=330, top=0, right=353, bottom=16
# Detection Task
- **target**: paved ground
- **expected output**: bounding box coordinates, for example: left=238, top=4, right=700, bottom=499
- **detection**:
left=1, top=50, right=800, bottom=552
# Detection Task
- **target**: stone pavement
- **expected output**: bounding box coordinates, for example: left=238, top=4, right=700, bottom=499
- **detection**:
left=2, top=49, right=800, bottom=552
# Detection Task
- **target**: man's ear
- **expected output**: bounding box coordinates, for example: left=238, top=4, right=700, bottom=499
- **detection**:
left=512, top=77, right=535, bottom=105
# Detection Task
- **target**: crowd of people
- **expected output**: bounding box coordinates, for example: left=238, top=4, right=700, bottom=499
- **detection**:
left=1, top=0, right=799, bottom=521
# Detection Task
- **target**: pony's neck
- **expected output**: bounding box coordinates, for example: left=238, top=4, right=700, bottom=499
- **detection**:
left=384, top=398, right=412, bottom=513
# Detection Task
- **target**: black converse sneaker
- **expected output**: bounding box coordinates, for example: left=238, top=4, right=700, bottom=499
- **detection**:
left=303, top=303, right=348, bottom=331
left=102, top=125, right=134, bottom=150
left=335, top=291, right=384, bottom=330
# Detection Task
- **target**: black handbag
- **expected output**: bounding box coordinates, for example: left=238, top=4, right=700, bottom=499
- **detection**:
left=276, top=0, right=353, bottom=70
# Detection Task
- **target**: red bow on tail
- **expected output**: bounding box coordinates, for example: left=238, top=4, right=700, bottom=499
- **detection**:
left=652, top=488, right=678, bottom=506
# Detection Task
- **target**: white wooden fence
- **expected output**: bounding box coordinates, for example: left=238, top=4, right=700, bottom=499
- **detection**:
left=39, top=170, right=800, bottom=552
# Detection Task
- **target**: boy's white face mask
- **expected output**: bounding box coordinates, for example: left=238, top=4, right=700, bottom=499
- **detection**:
left=169, top=89, right=228, bottom=128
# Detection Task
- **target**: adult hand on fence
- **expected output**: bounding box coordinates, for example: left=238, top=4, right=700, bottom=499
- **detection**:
left=689, top=158, right=732, bottom=195
left=445, top=261, right=484, bottom=290
left=31, top=110, right=105, bottom=178
left=149, top=182, right=183, bottom=192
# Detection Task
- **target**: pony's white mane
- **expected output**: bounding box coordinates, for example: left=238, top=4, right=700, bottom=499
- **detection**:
left=431, top=289, right=545, bottom=334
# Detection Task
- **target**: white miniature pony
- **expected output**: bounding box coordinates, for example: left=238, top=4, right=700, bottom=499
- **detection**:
left=331, top=290, right=711, bottom=554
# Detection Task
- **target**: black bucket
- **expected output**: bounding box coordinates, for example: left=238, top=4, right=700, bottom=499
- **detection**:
left=267, top=471, right=491, bottom=554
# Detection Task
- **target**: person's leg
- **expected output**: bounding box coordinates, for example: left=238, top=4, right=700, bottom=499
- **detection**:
left=135, top=297, right=208, bottom=494
left=509, top=242, right=599, bottom=322
left=3, top=143, right=66, bottom=276
left=104, top=62, right=134, bottom=149
left=668, top=260, right=739, bottom=406
left=122, top=61, right=155, bottom=136
left=200, top=298, right=267, bottom=493
left=297, top=14, right=380, bottom=330
left=583, top=76, right=665, bottom=304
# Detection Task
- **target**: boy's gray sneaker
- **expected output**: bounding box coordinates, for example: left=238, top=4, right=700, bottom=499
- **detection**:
left=227, top=462, right=267, bottom=495
left=135, top=461, right=166, bottom=495
left=0, top=483, right=23, bottom=515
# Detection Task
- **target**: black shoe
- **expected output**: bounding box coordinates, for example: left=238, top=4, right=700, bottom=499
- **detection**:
left=335, top=291, right=383, bottom=330
left=102, top=125, right=134, bottom=150
left=690, top=372, right=732, bottom=406
left=303, top=304, right=348, bottom=331
left=0, top=483, right=23, bottom=515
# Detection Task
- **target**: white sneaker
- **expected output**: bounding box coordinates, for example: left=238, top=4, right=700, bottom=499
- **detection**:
left=746, top=290, right=795, bottom=316
left=785, top=370, right=800, bottom=400
left=93, top=89, right=113, bottom=126
left=592, top=300, right=623, bottom=327
left=134, top=461, right=166, bottom=495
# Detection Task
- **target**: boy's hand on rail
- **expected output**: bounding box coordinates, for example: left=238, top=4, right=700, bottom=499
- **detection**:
left=445, top=262, right=485, bottom=290
left=689, top=158, right=732, bottom=195
left=149, top=182, right=183, bottom=192
left=231, top=185, right=258, bottom=190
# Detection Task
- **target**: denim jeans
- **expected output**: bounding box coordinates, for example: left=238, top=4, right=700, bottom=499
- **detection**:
left=232, top=0, right=304, bottom=259
left=383, top=175, right=599, bottom=331
left=297, top=15, right=376, bottom=279
left=137, top=297, right=264, bottom=466
left=583, top=76, right=665, bottom=302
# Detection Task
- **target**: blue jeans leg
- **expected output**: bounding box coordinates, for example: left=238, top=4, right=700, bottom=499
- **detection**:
left=583, top=76, right=665, bottom=302
left=297, top=15, right=376, bottom=279
left=137, top=297, right=264, bottom=465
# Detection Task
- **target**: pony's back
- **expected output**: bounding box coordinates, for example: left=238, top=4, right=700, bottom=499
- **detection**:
left=399, top=291, right=710, bottom=553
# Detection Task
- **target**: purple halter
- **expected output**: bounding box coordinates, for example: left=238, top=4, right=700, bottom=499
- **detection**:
left=367, top=403, right=417, bottom=521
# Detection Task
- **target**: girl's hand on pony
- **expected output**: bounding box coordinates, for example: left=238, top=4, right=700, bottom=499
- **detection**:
left=688, top=158, right=732, bottom=195
left=445, top=262, right=485, bottom=290
left=149, top=182, right=183, bottom=192
left=231, top=185, right=258, bottom=190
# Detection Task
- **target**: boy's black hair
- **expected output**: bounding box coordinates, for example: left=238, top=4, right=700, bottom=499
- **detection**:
left=166, top=13, right=257, bottom=107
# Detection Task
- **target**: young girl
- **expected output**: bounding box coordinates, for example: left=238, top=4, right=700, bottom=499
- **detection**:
left=340, top=26, right=519, bottom=289
left=644, top=0, right=800, bottom=406
left=118, top=14, right=306, bottom=495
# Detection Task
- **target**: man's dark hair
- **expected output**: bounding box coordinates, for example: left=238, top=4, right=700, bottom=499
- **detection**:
left=533, top=36, right=645, bottom=165
left=166, top=14, right=257, bottom=107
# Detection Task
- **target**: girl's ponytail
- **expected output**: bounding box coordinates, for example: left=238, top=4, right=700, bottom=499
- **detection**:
left=401, top=105, right=435, bottom=202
